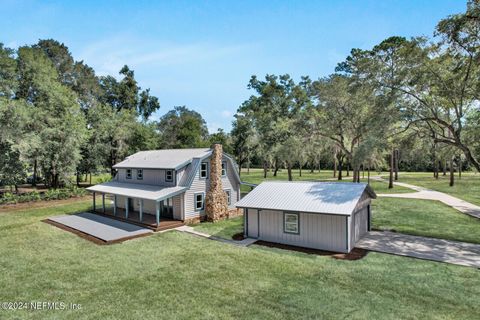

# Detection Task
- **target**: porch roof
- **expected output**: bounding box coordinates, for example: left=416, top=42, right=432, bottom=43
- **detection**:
left=86, top=181, right=186, bottom=201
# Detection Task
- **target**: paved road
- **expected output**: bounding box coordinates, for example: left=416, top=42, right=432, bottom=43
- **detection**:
left=356, top=231, right=480, bottom=268
left=374, top=177, right=480, bottom=219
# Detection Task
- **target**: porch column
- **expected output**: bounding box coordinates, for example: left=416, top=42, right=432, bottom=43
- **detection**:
left=125, top=197, right=129, bottom=219
left=155, top=201, right=160, bottom=226
left=139, top=199, right=143, bottom=222
left=102, top=194, right=105, bottom=213
left=113, top=195, right=117, bottom=216
left=92, top=192, right=96, bottom=212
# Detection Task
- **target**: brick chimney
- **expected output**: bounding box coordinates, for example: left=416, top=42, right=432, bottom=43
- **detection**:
left=205, top=144, right=229, bottom=222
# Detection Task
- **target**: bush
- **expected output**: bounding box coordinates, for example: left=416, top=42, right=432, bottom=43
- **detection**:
left=0, top=192, right=17, bottom=204
left=0, top=187, right=89, bottom=205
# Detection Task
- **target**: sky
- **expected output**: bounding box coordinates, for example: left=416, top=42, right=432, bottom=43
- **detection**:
left=0, top=0, right=466, bottom=133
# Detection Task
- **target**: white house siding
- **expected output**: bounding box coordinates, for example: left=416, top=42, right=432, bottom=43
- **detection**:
left=116, top=168, right=177, bottom=187
left=183, top=155, right=241, bottom=220
left=250, top=210, right=348, bottom=253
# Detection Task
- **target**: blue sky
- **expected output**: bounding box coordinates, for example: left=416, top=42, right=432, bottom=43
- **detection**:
left=1, top=0, right=465, bottom=132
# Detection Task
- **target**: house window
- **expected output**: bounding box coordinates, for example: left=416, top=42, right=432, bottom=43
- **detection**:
left=200, top=162, right=208, bottom=179
left=165, top=170, right=173, bottom=182
left=194, top=193, right=204, bottom=211
left=225, top=189, right=231, bottom=205
left=137, top=169, right=143, bottom=180
left=284, top=212, right=299, bottom=234
left=126, top=169, right=132, bottom=179
left=221, top=161, right=227, bottom=177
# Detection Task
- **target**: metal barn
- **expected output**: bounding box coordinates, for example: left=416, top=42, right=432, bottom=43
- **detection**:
left=236, top=181, right=376, bottom=253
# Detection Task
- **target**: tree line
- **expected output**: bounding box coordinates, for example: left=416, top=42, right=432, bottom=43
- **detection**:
left=231, top=1, right=480, bottom=187
left=0, top=40, right=230, bottom=190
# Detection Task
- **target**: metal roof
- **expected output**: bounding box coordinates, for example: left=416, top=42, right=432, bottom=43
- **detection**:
left=235, top=181, right=376, bottom=215
left=112, top=148, right=211, bottom=170
left=86, top=181, right=187, bottom=201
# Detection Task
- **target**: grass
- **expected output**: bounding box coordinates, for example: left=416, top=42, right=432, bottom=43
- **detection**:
left=393, top=171, right=480, bottom=206
left=1, top=200, right=480, bottom=319
left=240, top=168, right=412, bottom=195
left=193, top=216, right=244, bottom=240
left=372, top=197, right=480, bottom=244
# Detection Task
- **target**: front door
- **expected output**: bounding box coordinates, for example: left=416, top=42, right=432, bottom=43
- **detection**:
left=128, top=198, right=134, bottom=212
left=160, top=198, right=174, bottom=219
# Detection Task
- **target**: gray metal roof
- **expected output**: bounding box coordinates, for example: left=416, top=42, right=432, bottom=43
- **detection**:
left=113, top=148, right=211, bottom=170
left=235, top=181, right=376, bottom=215
left=87, top=181, right=186, bottom=201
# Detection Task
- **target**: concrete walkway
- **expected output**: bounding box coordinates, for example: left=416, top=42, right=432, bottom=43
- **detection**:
left=356, top=231, right=480, bottom=268
left=374, top=177, right=480, bottom=219
left=176, top=225, right=257, bottom=247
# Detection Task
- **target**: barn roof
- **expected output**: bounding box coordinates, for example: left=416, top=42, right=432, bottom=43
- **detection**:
left=113, top=148, right=211, bottom=170
left=235, top=181, right=376, bottom=215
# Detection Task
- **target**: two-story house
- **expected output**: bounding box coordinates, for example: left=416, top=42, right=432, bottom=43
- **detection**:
left=87, top=144, right=241, bottom=229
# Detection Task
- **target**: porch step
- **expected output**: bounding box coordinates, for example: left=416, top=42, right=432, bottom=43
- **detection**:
left=155, top=221, right=185, bottom=232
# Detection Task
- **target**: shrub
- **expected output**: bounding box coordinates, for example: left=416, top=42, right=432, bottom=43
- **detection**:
left=44, top=189, right=60, bottom=201
left=0, top=192, right=17, bottom=204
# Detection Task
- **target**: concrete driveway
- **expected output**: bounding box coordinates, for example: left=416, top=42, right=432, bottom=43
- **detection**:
left=356, top=231, right=480, bottom=268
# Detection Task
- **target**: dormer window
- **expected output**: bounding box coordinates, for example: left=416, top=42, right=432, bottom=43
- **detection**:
left=137, top=169, right=143, bottom=180
left=165, top=170, right=173, bottom=182
left=221, top=161, right=227, bottom=177
left=126, top=169, right=132, bottom=179
left=200, top=162, right=209, bottom=179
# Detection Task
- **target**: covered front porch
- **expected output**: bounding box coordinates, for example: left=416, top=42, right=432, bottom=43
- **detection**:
left=87, top=181, right=186, bottom=231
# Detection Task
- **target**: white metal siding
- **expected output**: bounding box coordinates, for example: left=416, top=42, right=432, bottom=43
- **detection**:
left=247, top=209, right=259, bottom=238
left=351, top=206, right=369, bottom=247
left=255, top=210, right=348, bottom=253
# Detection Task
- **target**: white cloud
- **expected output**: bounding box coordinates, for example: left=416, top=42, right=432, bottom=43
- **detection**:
left=76, top=35, right=252, bottom=77
left=221, top=110, right=233, bottom=118
left=208, top=122, right=222, bottom=134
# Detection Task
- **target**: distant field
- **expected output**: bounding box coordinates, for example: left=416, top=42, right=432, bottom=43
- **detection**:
left=392, top=172, right=480, bottom=206
left=372, top=197, right=480, bottom=244
left=239, top=168, right=412, bottom=194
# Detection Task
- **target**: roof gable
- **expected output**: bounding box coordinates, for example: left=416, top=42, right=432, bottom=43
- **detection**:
left=236, top=181, right=376, bottom=215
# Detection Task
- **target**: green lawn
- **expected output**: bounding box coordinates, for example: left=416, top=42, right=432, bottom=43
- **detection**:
left=240, top=168, right=412, bottom=195
left=193, top=216, right=243, bottom=240
left=1, top=200, right=480, bottom=319
left=392, top=172, right=480, bottom=206
left=372, top=197, right=480, bottom=244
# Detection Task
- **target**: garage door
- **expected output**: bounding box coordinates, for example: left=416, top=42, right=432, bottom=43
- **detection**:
left=354, top=207, right=369, bottom=242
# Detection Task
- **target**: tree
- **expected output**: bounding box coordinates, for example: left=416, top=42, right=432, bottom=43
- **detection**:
left=231, top=110, right=257, bottom=174
left=0, top=141, right=27, bottom=191
left=17, top=46, right=87, bottom=188
left=312, top=74, right=395, bottom=182
left=100, top=66, right=160, bottom=120
left=208, top=129, right=233, bottom=154
left=0, top=43, right=17, bottom=97
left=157, top=106, right=209, bottom=148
